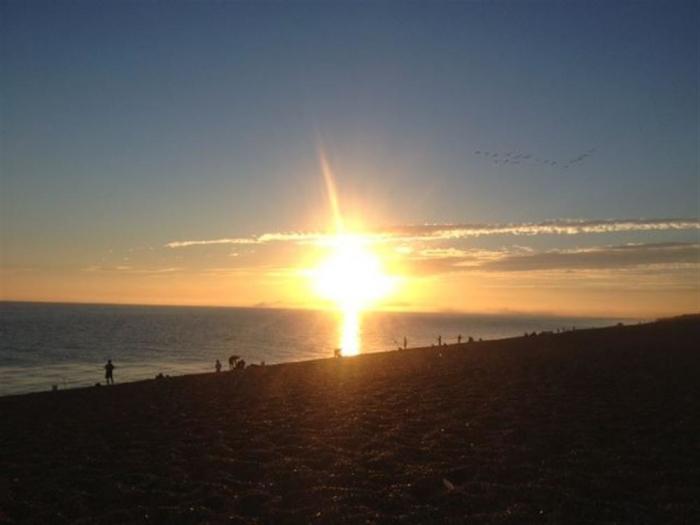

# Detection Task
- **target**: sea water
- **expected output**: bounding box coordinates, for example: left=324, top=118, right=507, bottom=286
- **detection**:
left=0, top=302, right=631, bottom=396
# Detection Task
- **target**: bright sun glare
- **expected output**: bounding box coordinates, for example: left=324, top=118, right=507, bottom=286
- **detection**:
left=312, top=234, right=396, bottom=356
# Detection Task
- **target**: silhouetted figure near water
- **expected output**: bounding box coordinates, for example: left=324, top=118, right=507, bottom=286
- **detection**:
left=228, top=355, right=240, bottom=370
left=457, top=334, right=462, bottom=344
left=104, top=360, right=115, bottom=385
left=215, top=360, right=222, bottom=373
left=403, top=336, right=408, bottom=350
left=437, top=335, right=442, bottom=346
left=235, top=359, right=246, bottom=370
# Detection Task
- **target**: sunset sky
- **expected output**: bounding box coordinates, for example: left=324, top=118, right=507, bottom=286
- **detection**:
left=1, top=1, right=698, bottom=317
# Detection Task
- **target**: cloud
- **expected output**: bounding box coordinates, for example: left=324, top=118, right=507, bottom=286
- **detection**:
left=396, top=242, right=700, bottom=277
left=480, top=242, right=700, bottom=272
left=164, top=232, right=324, bottom=248
left=81, top=266, right=185, bottom=274
left=165, top=218, right=699, bottom=248
left=165, top=238, right=259, bottom=248
left=380, top=218, right=700, bottom=240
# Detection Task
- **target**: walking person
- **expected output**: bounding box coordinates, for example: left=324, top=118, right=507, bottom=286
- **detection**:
left=104, top=359, right=115, bottom=385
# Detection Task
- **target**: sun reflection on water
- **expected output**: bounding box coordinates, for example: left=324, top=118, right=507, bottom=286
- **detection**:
left=311, top=234, right=396, bottom=356
left=340, top=307, right=360, bottom=356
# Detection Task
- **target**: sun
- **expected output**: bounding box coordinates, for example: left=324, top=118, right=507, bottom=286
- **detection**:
left=311, top=234, right=396, bottom=355
left=313, top=234, right=394, bottom=310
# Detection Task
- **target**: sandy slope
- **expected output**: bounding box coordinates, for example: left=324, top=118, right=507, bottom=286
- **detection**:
left=1, top=317, right=699, bottom=524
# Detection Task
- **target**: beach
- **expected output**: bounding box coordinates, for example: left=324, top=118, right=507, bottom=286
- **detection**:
left=1, top=316, right=698, bottom=523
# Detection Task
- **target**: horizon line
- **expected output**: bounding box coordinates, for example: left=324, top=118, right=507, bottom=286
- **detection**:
left=0, top=298, right=658, bottom=320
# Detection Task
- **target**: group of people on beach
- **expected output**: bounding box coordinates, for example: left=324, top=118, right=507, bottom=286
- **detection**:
left=394, top=334, right=476, bottom=351
left=102, top=333, right=487, bottom=385
left=220, top=355, right=246, bottom=371
left=101, top=354, right=255, bottom=386
left=215, top=355, right=261, bottom=372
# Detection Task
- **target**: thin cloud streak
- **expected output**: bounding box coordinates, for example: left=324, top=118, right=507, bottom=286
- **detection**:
left=165, top=218, right=700, bottom=248
left=480, top=242, right=700, bottom=272
left=381, top=218, right=700, bottom=240
left=165, top=238, right=259, bottom=248
left=405, top=242, right=700, bottom=275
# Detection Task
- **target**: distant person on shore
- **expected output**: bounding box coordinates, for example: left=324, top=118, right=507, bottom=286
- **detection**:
left=215, top=359, right=222, bottom=373
left=457, top=334, right=462, bottom=344
left=235, top=359, right=246, bottom=370
left=403, top=336, right=408, bottom=350
left=228, top=355, right=239, bottom=370
left=437, top=335, right=442, bottom=346
left=104, top=360, right=115, bottom=385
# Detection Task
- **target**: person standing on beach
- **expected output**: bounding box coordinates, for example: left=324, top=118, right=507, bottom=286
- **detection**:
left=104, top=360, right=115, bottom=385
left=403, top=336, right=407, bottom=350
left=215, top=359, right=222, bottom=373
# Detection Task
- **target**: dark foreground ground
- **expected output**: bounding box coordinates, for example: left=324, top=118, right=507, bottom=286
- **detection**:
left=1, top=316, right=699, bottom=524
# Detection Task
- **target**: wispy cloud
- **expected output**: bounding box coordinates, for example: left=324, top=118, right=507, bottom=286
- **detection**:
left=405, top=242, right=700, bottom=275
left=165, top=217, right=699, bottom=248
left=480, top=242, right=700, bottom=272
left=165, top=238, right=259, bottom=248
left=380, top=218, right=700, bottom=240
left=82, top=266, right=185, bottom=274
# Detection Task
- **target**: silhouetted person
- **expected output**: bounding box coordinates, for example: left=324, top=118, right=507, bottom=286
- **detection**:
left=334, top=348, right=342, bottom=358
left=457, top=334, right=462, bottom=344
left=468, top=336, right=474, bottom=343
left=228, top=355, right=239, bottom=370
left=104, top=360, right=115, bottom=385
left=403, top=336, right=408, bottom=350
left=235, top=359, right=246, bottom=370
left=437, top=335, right=442, bottom=346
left=215, top=359, right=222, bottom=373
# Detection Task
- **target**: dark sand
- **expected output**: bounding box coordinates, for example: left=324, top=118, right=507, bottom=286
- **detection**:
left=1, top=317, right=699, bottom=524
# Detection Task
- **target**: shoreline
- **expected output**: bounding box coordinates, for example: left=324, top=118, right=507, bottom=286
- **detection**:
left=1, top=318, right=644, bottom=400
left=0, top=308, right=638, bottom=398
left=1, top=315, right=698, bottom=522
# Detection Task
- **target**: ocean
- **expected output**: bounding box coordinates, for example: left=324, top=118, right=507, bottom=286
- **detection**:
left=0, top=302, right=631, bottom=396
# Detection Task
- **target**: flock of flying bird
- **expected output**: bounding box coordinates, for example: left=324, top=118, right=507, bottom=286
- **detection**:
left=474, top=147, right=596, bottom=168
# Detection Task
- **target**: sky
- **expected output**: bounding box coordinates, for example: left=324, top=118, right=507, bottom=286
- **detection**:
left=1, top=0, right=698, bottom=317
